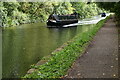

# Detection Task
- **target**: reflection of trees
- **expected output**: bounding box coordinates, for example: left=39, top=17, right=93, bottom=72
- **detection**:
left=2, top=29, right=25, bottom=78
left=3, top=22, right=96, bottom=78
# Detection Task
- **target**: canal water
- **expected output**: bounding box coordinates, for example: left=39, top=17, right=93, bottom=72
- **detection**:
left=2, top=14, right=109, bottom=78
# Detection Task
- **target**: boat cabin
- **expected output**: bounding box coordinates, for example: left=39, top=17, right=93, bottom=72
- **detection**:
left=47, top=14, right=78, bottom=26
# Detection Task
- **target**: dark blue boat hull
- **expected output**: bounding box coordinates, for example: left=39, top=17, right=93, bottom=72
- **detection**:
left=47, top=20, right=78, bottom=26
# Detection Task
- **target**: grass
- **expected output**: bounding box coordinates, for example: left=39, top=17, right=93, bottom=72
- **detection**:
left=23, top=15, right=111, bottom=78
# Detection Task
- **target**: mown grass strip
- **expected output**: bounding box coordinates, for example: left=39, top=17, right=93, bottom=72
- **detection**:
left=24, top=15, right=111, bottom=78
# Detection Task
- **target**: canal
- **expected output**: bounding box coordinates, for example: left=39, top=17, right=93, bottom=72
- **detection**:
left=2, top=14, right=108, bottom=78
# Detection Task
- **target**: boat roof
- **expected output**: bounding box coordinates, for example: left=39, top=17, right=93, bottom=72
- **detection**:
left=52, top=14, right=59, bottom=20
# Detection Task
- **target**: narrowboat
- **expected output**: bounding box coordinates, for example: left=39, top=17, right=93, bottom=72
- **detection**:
left=47, top=13, right=78, bottom=26
left=101, top=13, right=106, bottom=17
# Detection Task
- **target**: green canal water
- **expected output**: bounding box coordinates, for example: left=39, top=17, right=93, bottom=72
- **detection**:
left=2, top=22, right=94, bottom=78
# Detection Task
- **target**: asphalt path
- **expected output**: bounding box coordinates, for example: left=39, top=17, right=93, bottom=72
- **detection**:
left=66, top=16, right=118, bottom=78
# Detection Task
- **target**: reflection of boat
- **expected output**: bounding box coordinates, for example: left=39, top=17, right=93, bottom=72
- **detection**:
left=47, top=14, right=78, bottom=27
left=101, top=13, right=106, bottom=17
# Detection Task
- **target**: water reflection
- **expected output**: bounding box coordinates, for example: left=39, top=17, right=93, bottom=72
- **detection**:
left=2, top=22, right=94, bottom=78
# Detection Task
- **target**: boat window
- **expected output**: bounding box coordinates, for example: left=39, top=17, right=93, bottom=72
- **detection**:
left=58, top=15, right=77, bottom=20
left=48, top=14, right=77, bottom=20
left=49, top=15, right=56, bottom=20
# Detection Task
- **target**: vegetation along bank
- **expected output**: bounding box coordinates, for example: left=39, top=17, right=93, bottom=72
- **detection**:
left=0, top=2, right=106, bottom=27
left=23, top=15, right=111, bottom=78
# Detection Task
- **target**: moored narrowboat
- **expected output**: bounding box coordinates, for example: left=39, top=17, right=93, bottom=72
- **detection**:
left=101, top=13, right=106, bottom=17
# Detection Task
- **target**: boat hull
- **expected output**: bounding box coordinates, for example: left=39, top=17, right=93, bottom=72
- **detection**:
left=47, top=20, right=78, bottom=26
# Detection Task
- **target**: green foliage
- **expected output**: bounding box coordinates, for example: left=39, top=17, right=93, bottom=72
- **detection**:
left=96, top=2, right=120, bottom=20
left=114, top=2, right=120, bottom=20
left=3, top=2, right=20, bottom=16
left=23, top=16, right=111, bottom=78
left=0, top=2, right=8, bottom=27
left=96, top=2, right=116, bottom=12
left=53, top=2, right=74, bottom=15
left=1, top=2, right=105, bottom=27
left=71, top=2, right=105, bottom=19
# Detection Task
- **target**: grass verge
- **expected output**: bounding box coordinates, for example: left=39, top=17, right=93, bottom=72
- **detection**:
left=23, top=15, right=111, bottom=78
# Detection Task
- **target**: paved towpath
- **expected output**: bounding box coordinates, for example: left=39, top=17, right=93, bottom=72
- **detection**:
left=66, top=16, right=118, bottom=78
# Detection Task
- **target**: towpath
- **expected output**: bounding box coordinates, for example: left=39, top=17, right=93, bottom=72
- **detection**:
left=66, top=16, right=119, bottom=78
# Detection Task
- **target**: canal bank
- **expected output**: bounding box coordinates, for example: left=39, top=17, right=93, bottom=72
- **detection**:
left=66, top=16, right=118, bottom=78
left=24, top=16, right=111, bottom=78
